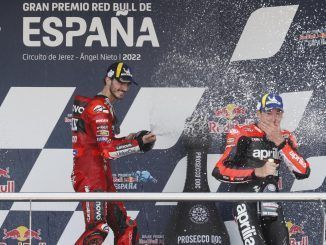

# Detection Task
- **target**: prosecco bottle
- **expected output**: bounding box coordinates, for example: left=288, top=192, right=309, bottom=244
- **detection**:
left=165, top=116, right=230, bottom=245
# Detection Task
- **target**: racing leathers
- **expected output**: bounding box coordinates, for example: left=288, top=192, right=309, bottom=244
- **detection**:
left=71, top=94, right=143, bottom=245
left=212, top=124, right=310, bottom=245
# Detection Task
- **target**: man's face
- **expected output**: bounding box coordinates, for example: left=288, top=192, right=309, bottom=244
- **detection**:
left=108, top=78, right=131, bottom=100
left=257, top=108, right=283, bottom=126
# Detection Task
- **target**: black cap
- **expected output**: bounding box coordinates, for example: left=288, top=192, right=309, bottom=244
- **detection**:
left=106, top=62, right=137, bottom=85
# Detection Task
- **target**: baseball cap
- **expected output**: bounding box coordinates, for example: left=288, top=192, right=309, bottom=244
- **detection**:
left=257, top=93, right=284, bottom=112
left=106, top=61, right=137, bottom=85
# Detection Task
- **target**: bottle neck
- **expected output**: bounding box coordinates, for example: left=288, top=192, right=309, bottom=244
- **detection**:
left=183, top=149, right=210, bottom=192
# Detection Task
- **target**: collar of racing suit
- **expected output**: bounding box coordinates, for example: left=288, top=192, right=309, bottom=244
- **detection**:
left=95, top=94, right=120, bottom=135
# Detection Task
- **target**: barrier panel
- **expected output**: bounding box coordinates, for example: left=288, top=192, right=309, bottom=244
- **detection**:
left=0, top=192, right=325, bottom=244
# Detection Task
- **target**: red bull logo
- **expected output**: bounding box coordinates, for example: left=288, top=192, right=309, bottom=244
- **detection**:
left=2, top=226, right=42, bottom=242
left=0, top=181, right=15, bottom=193
left=113, top=174, right=138, bottom=183
left=209, top=104, right=251, bottom=134
left=286, top=221, right=309, bottom=245
left=287, top=221, right=304, bottom=236
left=289, top=236, right=309, bottom=245
left=0, top=168, right=10, bottom=179
left=214, top=104, right=246, bottom=120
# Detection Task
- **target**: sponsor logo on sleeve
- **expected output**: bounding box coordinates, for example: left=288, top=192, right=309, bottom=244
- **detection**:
left=116, top=143, right=133, bottom=150
left=289, top=151, right=306, bottom=168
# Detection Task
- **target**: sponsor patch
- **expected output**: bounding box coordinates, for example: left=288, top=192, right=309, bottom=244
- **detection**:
left=289, top=151, right=306, bottom=168
left=116, top=143, right=133, bottom=150
left=93, top=105, right=109, bottom=114
left=97, top=125, right=109, bottom=130
left=96, top=119, right=109, bottom=123
left=96, top=130, right=109, bottom=136
left=251, top=137, right=262, bottom=142
left=97, top=136, right=108, bottom=142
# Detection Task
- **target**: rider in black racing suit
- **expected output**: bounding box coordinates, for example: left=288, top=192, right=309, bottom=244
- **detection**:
left=212, top=93, right=310, bottom=245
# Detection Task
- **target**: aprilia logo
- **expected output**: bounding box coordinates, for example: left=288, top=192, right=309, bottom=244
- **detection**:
left=236, top=204, right=257, bottom=245
left=289, top=151, right=306, bottom=168
left=252, top=148, right=279, bottom=160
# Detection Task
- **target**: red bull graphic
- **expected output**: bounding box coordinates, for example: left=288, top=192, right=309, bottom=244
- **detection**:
left=214, top=104, right=246, bottom=120
left=0, top=181, right=15, bottom=193
left=286, top=221, right=309, bottom=245
left=0, top=168, right=10, bottom=179
left=2, top=226, right=45, bottom=244
left=23, top=229, right=42, bottom=241
left=3, top=228, right=20, bottom=240
left=209, top=104, right=252, bottom=134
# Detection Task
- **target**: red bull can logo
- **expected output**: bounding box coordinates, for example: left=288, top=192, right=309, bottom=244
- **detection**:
left=2, top=226, right=42, bottom=242
left=286, top=221, right=309, bottom=245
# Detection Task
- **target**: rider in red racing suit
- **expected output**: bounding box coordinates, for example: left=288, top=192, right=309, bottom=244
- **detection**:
left=212, top=93, right=310, bottom=245
left=72, top=62, right=156, bottom=245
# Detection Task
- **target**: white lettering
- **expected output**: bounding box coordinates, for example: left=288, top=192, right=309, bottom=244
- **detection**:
left=95, top=201, right=102, bottom=221
left=43, top=17, right=63, bottom=47
left=289, top=151, right=306, bottom=168
left=85, top=17, right=108, bottom=47
left=136, top=17, right=159, bottom=47
left=195, top=152, right=201, bottom=189
left=23, top=3, right=50, bottom=11
left=111, top=17, right=133, bottom=47
left=66, top=17, right=87, bottom=47
left=177, top=235, right=211, bottom=244
left=236, top=204, right=257, bottom=244
left=252, top=148, right=279, bottom=160
left=72, top=104, right=85, bottom=114
left=23, top=17, right=159, bottom=47
left=23, top=17, right=41, bottom=47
